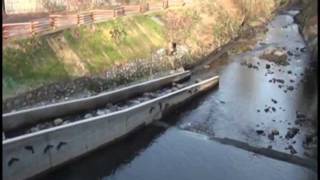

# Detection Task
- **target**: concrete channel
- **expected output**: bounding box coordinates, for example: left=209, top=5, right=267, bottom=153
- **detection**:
left=2, top=75, right=219, bottom=180
left=2, top=71, right=190, bottom=132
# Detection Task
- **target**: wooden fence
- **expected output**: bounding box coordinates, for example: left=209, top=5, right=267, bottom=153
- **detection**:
left=3, top=0, right=187, bottom=42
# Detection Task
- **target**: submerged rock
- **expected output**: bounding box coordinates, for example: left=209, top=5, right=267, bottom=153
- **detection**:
left=260, top=48, right=288, bottom=65
left=268, top=133, right=275, bottom=141
left=285, top=127, right=299, bottom=139
left=288, top=145, right=297, bottom=154
left=287, top=86, right=294, bottom=91
left=256, top=130, right=264, bottom=135
left=271, top=129, right=280, bottom=135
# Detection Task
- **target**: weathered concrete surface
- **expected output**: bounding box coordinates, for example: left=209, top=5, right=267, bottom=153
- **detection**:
left=2, top=76, right=219, bottom=180
left=2, top=71, right=190, bottom=132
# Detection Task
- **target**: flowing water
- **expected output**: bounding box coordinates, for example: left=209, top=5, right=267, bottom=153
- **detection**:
left=35, top=10, right=318, bottom=180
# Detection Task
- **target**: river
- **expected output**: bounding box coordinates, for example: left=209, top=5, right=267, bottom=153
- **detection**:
left=35, top=9, right=317, bottom=180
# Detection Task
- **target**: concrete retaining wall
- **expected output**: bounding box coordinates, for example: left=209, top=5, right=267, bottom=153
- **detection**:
left=3, top=71, right=190, bottom=132
left=2, top=76, right=219, bottom=180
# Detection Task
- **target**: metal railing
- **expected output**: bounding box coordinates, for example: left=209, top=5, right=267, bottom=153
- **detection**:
left=3, top=0, right=186, bottom=42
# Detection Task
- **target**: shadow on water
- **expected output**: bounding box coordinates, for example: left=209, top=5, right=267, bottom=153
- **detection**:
left=33, top=126, right=165, bottom=180
left=33, top=86, right=217, bottom=180
left=32, top=9, right=318, bottom=180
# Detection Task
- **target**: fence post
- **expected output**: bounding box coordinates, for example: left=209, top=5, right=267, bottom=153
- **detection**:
left=3, top=25, right=8, bottom=40
left=91, top=11, right=94, bottom=24
left=49, top=15, right=56, bottom=30
left=139, top=3, right=143, bottom=13
left=140, top=2, right=149, bottom=13
left=77, top=13, right=80, bottom=27
left=163, top=0, right=169, bottom=9
left=122, top=7, right=125, bottom=16
left=31, top=21, right=35, bottom=36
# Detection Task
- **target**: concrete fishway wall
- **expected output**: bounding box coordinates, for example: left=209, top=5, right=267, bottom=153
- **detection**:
left=2, top=76, right=219, bottom=180
left=3, top=71, right=190, bottom=131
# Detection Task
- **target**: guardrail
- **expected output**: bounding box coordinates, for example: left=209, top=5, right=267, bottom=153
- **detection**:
left=2, top=0, right=186, bottom=42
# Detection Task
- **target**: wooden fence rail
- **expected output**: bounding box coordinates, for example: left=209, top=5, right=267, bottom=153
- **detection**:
left=2, top=0, right=186, bottom=42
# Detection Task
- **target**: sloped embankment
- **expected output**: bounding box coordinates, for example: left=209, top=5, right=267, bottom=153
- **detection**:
left=3, top=0, right=284, bottom=112
left=294, top=0, right=318, bottom=61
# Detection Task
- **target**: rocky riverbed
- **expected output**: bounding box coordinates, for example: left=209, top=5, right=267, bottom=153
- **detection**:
left=179, top=9, right=317, bottom=159
left=4, top=80, right=190, bottom=139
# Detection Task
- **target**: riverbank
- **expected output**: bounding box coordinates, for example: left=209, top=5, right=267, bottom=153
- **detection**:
left=3, top=0, right=288, bottom=112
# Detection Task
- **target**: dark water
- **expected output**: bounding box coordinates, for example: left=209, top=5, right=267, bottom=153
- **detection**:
left=36, top=10, right=317, bottom=180
left=179, top=10, right=317, bottom=157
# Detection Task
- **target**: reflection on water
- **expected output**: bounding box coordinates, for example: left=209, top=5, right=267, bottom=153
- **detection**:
left=35, top=10, right=317, bottom=180
left=179, top=11, right=317, bottom=157
left=104, top=129, right=316, bottom=180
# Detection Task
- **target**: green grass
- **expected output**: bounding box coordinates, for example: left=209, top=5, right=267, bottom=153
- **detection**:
left=3, top=0, right=280, bottom=99
left=3, top=14, right=167, bottom=98
left=3, top=37, right=69, bottom=97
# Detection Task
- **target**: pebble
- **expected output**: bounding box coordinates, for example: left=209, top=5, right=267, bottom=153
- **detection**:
left=276, top=79, right=285, bottom=84
left=176, top=84, right=184, bottom=89
left=268, top=133, right=275, bottom=141
left=285, top=127, right=299, bottom=139
left=53, top=118, right=64, bottom=126
left=287, top=86, right=294, bottom=91
left=296, top=111, right=306, bottom=119
left=300, top=47, right=307, bottom=52
left=110, top=105, right=119, bottom=112
left=288, top=145, right=297, bottom=154
left=97, top=110, right=105, bottom=116
left=129, top=100, right=140, bottom=105
left=271, top=129, right=279, bottom=135
left=271, top=99, right=277, bottom=104
left=62, top=120, right=70, bottom=125
left=266, top=64, right=271, bottom=69
left=84, top=113, right=93, bottom=119
left=30, top=127, right=40, bottom=133
left=203, top=65, right=210, bottom=69
left=256, top=130, right=264, bottom=135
